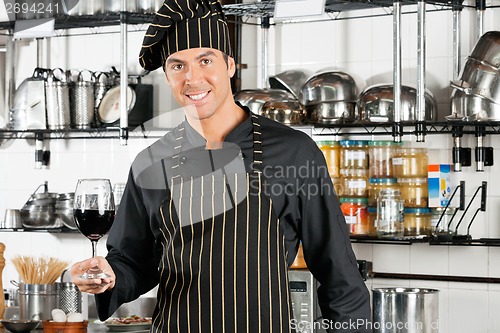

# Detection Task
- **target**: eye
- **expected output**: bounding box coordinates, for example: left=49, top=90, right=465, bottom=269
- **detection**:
left=201, top=58, right=212, bottom=66
left=170, top=63, right=184, bottom=71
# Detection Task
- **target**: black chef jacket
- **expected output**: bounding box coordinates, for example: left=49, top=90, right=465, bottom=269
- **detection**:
left=96, top=106, right=371, bottom=332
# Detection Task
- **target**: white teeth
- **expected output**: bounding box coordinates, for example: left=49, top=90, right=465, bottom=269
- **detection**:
left=188, top=92, right=208, bottom=100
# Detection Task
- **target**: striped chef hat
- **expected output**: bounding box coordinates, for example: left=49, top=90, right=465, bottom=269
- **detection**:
left=139, top=0, right=233, bottom=71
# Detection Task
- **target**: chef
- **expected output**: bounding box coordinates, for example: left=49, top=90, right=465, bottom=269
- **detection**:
left=70, top=0, right=371, bottom=332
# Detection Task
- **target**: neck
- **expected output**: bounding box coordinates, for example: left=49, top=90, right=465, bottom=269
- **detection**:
left=186, top=103, right=247, bottom=149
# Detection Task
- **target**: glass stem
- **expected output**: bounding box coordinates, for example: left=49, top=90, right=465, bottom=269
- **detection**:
left=91, top=240, right=98, bottom=259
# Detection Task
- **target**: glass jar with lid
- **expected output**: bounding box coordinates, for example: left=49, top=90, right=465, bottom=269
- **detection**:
left=367, top=206, right=378, bottom=236
left=368, top=140, right=402, bottom=178
left=368, top=178, right=399, bottom=206
left=340, top=168, right=368, bottom=197
left=340, top=140, right=369, bottom=170
left=392, top=147, right=428, bottom=178
left=398, top=177, right=428, bottom=208
left=404, top=208, right=432, bottom=236
left=376, top=189, right=404, bottom=238
left=340, top=197, right=369, bottom=235
left=317, top=140, right=340, bottom=178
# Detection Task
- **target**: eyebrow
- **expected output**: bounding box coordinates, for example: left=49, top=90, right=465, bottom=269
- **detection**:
left=166, top=50, right=217, bottom=66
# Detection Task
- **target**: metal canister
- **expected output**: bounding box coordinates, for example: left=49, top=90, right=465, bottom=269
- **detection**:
left=70, top=70, right=95, bottom=129
left=59, top=282, right=82, bottom=314
left=45, top=68, right=71, bottom=130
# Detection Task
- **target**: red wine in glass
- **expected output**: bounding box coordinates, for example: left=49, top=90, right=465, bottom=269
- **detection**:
left=73, top=179, right=115, bottom=280
left=74, top=209, right=115, bottom=241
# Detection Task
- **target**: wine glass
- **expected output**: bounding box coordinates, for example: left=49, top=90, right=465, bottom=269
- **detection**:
left=73, top=179, right=115, bottom=279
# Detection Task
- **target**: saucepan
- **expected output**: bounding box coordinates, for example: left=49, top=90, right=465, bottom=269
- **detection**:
left=356, top=84, right=437, bottom=122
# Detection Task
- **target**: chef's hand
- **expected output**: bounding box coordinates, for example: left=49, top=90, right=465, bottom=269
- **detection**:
left=69, top=257, right=116, bottom=294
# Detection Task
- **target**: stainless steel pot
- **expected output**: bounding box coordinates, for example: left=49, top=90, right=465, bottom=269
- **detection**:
left=372, top=288, right=439, bottom=333
left=260, top=100, right=305, bottom=125
left=301, top=71, right=358, bottom=105
left=66, top=0, right=104, bottom=16
left=18, top=283, right=60, bottom=322
left=234, top=89, right=297, bottom=114
left=357, top=84, right=437, bottom=122
left=306, top=101, right=356, bottom=124
left=469, top=30, right=500, bottom=69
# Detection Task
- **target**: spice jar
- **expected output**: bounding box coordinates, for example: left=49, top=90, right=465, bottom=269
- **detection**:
left=398, top=177, right=428, bottom=208
left=376, top=189, right=404, bottom=238
left=368, top=140, right=402, bottom=178
left=392, top=147, right=428, bottom=178
left=340, top=197, right=369, bottom=235
left=317, top=140, right=340, bottom=177
left=404, top=208, right=432, bottom=236
left=368, top=178, right=399, bottom=206
left=340, top=140, right=369, bottom=170
left=339, top=169, right=368, bottom=197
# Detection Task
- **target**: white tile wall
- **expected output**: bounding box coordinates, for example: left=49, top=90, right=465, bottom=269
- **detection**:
left=1, top=2, right=500, bottom=332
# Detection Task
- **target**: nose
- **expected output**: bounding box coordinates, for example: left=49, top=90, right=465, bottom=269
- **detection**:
left=185, top=66, right=202, bottom=85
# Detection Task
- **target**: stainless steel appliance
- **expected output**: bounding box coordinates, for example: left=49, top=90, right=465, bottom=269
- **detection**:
left=288, top=270, right=325, bottom=333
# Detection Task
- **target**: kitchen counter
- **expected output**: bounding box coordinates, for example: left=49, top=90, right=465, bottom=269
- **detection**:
left=0, top=321, right=148, bottom=333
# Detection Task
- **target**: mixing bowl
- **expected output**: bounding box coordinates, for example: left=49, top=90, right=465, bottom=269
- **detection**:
left=268, top=69, right=312, bottom=100
left=301, top=71, right=358, bottom=105
left=234, top=89, right=297, bottom=114
left=356, top=84, right=437, bottom=122
left=1, top=319, right=41, bottom=333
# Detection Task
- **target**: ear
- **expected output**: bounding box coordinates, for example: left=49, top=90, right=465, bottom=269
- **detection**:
left=227, top=56, right=236, bottom=78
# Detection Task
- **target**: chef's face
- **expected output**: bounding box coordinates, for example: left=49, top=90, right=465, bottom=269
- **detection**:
left=164, top=48, right=236, bottom=121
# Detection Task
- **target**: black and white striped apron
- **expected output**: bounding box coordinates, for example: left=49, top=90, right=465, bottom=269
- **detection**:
left=152, top=114, right=293, bottom=333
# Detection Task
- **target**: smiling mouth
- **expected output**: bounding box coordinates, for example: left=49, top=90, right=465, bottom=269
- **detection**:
left=187, top=91, right=209, bottom=101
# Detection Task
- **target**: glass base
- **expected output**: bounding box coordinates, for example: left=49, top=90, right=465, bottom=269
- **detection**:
left=78, top=267, right=110, bottom=280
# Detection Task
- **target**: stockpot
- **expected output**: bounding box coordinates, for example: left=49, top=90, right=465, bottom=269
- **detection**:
left=356, top=84, right=437, bottom=122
